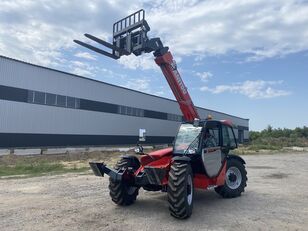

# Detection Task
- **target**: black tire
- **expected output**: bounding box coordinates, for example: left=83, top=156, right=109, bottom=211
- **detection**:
left=215, top=158, right=247, bottom=198
left=167, top=161, right=194, bottom=219
left=108, top=157, right=140, bottom=205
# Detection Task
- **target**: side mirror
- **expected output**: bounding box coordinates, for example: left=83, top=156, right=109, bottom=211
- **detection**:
left=193, top=118, right=200, bottom=127
left=134, top=145, right=144, bottom=155
left=139, top=128, right=146, bottom=142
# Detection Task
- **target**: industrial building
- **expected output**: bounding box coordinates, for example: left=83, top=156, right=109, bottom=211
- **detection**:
left=0, top=55, right=249, bottom=148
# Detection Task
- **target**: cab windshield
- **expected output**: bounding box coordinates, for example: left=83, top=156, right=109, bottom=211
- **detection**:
left=173, top=124, right=202, bottom=154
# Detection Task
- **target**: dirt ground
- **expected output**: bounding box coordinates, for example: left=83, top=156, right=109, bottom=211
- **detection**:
left=0, top=152, right=307, bottom=231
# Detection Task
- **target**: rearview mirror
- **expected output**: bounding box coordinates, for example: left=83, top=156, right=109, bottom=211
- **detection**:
left=193, top=118, right=200, bottom=127
left=134, top=145, right=144, bottom=154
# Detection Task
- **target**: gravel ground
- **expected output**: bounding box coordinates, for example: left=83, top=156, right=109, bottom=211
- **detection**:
left=0, top=152, right=307, bottom=231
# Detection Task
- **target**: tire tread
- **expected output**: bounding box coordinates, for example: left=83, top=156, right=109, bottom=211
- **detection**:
left=167, top=162, right=193, bottom=219
left=108, top=158, right=139, bottom=206
left=215, top=158, right=247, bottom=198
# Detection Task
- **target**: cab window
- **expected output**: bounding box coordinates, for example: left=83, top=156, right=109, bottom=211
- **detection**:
left=222, top=125, right=237, bottom=148
left=228, top=127, right=237, bottom=148
left=203, top=127, right=219, bottom=148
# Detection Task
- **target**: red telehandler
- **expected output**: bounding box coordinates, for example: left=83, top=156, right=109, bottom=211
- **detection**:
left=74, top=9, right=247, bottom=219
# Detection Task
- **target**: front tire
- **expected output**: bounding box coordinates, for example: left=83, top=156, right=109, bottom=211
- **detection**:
left=109, top=157, right=139, bottom=205
left=215, top=158, right=247, bottom=198
left=168, top=161, right=194, bottom=219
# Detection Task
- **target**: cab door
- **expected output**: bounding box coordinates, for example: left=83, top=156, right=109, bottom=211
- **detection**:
left=201, top=123, right=223, bottom=178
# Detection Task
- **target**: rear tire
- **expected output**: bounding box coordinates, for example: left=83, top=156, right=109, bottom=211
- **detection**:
left=168, top=161, right=194, bottom=219
left=215, top=158, right=247, bottom=198
left=109, top=157, right=139, bottom=205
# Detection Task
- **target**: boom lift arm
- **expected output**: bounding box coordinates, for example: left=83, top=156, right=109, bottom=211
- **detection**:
left=74, top=9, right=199, bottom=122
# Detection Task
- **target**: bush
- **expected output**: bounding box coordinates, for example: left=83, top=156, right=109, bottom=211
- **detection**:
left=249, top=126, right=308, bottom=148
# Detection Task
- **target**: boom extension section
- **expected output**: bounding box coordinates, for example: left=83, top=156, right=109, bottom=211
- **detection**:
left=154, top=52, right=199, bottom=122
left=74, top=9, right=199, bottom=122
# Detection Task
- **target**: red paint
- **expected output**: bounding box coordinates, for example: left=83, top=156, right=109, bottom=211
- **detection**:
left=135, top=153, right=172, bottom=185
left=140, top=147, right=173, bottom=166
left=193, top=161, right=226, bottom=189
left=155, top=52, right=199, bottom=122
left=220, top=120, right=233, bottom=126
left=137, top=152, right=226, bottom=188
left=215, top=161, right=227, bottom=186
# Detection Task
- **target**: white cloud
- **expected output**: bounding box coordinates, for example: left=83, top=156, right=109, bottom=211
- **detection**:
left=71, top=67, right=93, bottom=77
left=122, top=77, right=166, bottom=96
left=69, top=60, right=96, bottom=77
left=117, top=54, right=157, bottom=70
left=0, top=0, right=136, bottom=69
left=117, top=52, right=182, bottom=70
left=68, top=60, right=119, bottom=79
left=200, top=80, right=291, bottom=99
left=195, top=71, right=213, bottom=82
left=124, top=78, right=151, bottom=92
left=74, top=52, right=97, bottom=60
left=0, top=0, right=307, bottom=74
left=147, top=0, right=308, bottom=61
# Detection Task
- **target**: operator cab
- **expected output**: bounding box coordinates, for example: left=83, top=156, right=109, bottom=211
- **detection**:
left=173, top=119, right=238, bottom=177
left=173, top=120, right=237, bottom=154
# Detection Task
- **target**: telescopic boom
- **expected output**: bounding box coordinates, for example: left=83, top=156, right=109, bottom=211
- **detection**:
left=74, top=9, right=200, bottom=122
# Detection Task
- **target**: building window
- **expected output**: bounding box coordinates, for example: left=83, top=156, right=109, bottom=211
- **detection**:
left=34, top=91, right=45, bottom=104
left=127, top=107, right=132, bottom=115
left=26, top=88, right=181, bottom=121
left=75, top=98, right=80, bottom=109
left=67, top=96, right=75, bottom=108
left=57, top=95, right=66, bottom=107
left=136, top=108, right=144, bottom=117
left=46, top=93, right=56, bottom=106
left=27, top=90, right=34, bottom=103
left=118, top=105, right=125, bottom=114
left=118, top=105, right=144, bottom=117
left=167, top=113, right=182, bottom=122
left=132, top=107, right=137, bottom=116
left=167, top=114, right=174, bottom=121
left=120, top=105, right=128, bottom=115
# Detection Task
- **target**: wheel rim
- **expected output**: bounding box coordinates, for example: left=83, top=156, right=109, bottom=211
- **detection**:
left=226, top=166, right=242, bottom=190
left=187, top=174, right=193, bottom=205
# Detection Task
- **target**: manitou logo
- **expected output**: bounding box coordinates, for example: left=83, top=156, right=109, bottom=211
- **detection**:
left=170, top=60, right=177, bottom=70
left=170, top=60, right=187, bottom=95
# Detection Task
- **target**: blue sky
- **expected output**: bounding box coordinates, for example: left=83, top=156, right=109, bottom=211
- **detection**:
left=0, top=0, right=307, bottom=131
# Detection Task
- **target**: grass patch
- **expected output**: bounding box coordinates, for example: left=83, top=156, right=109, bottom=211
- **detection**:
left=0, top=161, right=89, bottom=178
left=0, top=150, right=126, bottom=178
left=246, top=143, right=281, bottom=151
left=234, top=136, right=308, bottom=155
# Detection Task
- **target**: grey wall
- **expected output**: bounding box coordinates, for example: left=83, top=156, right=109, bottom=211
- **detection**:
left=0, top=55, right=249, bottom=148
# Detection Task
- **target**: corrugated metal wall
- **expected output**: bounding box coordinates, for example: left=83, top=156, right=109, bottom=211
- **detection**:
left=0, top=55, right=249, bottom=147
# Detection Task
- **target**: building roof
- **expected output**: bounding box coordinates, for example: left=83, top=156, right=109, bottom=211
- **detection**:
left=0, top=54, right=249, bottom=120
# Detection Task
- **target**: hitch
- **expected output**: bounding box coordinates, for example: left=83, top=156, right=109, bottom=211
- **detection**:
left=89, top=162, right=123, bottom=181
left=89, top=162, right=167, bottom=186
